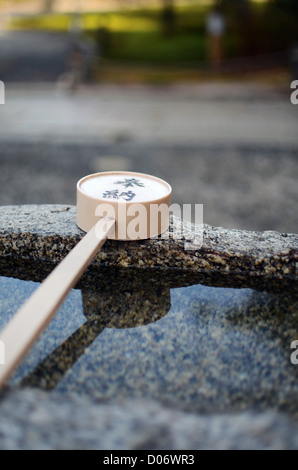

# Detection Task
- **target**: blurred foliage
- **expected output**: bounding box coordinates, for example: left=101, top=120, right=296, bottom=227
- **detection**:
left=257, top=0, right=298, bottom=53
left=8, top=1, right=298, bottom=63
left=270, top=0, right=298, bottom=14
left=216, top=0, right=298, bottom=55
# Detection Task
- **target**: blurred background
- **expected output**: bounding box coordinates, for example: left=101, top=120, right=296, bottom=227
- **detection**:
left=0, top=0, right=297, bottom=233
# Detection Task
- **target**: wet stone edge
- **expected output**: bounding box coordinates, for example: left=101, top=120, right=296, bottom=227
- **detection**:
left=0, top=205, right=297, bottom=293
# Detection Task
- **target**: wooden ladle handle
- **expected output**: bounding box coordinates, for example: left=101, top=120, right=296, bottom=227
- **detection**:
left=0, top=218, right=115, bottom=390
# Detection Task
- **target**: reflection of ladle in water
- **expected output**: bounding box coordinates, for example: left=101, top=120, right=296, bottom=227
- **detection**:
left=21, top=282, right=171, bottom=390
left=0, top=171, right=172, bottom=389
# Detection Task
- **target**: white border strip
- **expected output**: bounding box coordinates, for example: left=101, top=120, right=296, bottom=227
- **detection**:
left=0, top=340, right=5, bottom=365
left=0, top=81, right=4, bottom=104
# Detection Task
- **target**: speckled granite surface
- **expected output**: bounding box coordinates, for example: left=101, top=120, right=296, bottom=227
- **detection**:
left=2, top=281, right=294, bottom=414
left=0, top=272, right=297, bottom=448
left=0, top=204, right=298, bottom=449
left=1, top=389, right=298, bottom=450
left=0, top=204, right=297, bottom=293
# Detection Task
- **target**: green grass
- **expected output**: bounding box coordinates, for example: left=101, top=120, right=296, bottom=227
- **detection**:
left=10, top=13, right=71, bottom=31
left=9, top=6, right=209, bottom=63
left=9, top=4, right=208, bottom=33
left=106, top=32, right=206, bottom=62
left=8, top=2, right=298, bottom=64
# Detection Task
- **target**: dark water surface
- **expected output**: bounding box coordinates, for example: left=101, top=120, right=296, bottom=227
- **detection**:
left=0, top=267, right=297, bottom=416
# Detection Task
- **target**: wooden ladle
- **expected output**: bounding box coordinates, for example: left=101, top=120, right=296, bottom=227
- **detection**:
left=0, top=171, right=172, bottom=389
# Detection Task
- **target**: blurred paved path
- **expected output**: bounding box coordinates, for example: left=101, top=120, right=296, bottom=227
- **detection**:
left=0, top=31, right=72, bottom=81
left=0, top=82, right=297, bottom=146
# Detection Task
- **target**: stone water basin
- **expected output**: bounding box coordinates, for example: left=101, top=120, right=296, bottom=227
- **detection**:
left=0, top=204, right=297, bottom=449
